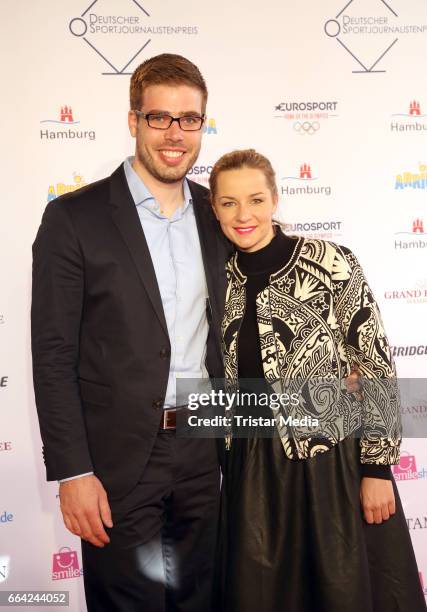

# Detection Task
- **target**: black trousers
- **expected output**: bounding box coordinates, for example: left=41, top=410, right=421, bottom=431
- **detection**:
left=81, top=430, right=220, bottom=612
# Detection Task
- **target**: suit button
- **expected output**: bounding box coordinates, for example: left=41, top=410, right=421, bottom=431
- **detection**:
left=152, top=398, right=163, bottom=410
left=159, top=348, right=170, bottom=359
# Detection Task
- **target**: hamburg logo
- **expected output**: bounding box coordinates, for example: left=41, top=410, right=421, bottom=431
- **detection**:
left=391, top=101, right=427, bottom=133
left=40, top=106, right=96, bottom=141
left=52, top=547, right=83, bottom=580
left=394, top=219, right=427, bottom=250
left=47, top=174, right=87, bottom=202
left=324, top=0, right=427, bottom=74
left=281, top=164, right=332, bottom=196
left=69, top=1, right=199, bottom=75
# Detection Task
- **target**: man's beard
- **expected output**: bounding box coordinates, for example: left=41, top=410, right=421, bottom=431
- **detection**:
left=136, top=143, right=200, bottom=184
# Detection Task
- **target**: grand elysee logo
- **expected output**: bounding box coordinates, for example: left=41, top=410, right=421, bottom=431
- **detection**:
left=274, top=102, right=339, bottom=135
left=47, top=173, right=87, bottom=203
left=325, top=0, right=427, bottom=74
left=390, top=100, right=427, bottom=133
left=69, top=0, right=199, bottom=75
left=40, top=106, right=96, bottom=141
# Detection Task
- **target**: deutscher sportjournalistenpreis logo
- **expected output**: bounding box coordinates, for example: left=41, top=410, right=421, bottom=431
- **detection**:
left=274, top=101, right=339, bottom=135
left=68, top=0, right=199, bottom=75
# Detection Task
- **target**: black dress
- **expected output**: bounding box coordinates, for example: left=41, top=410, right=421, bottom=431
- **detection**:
left=218, top=231, right=426, bottom=612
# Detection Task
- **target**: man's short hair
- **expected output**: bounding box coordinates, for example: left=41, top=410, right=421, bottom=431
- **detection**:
left=130, top=54, right=208, bottom=113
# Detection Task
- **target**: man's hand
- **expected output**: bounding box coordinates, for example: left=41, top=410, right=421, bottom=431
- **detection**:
left=59, top=474, right=113, bottom=547
left=360, top=477, right=396, bottom=524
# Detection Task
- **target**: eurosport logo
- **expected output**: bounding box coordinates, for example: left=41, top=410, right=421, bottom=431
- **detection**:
left=281, top=163, right=332, bottom=196
left=0, top=442, right=12, bottom=452
left=0, top=376, right=8, bottom=388
left=40, top=106, right=96, bottom=141
left=394, top=219, right=427, bottom=250
left=283, top=221, right=343, bottom=241
left=69, top=1, right=199, bottom=75
left=390, top=100, right=427, bottom=134
left=47, top=173, right=87, bottom=202
left=52, top=547, right=83, bottom=581
left=395, top=164, right=427, bottom=190
left=187, top=164, right=213, bottom=186
left=274, top=102, right=338, bottom=135
left=325, top=0, right=427, bottom=74
left=0, top=314, right=4, bottom=325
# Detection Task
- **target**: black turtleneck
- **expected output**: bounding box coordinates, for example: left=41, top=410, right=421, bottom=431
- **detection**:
left=236, top=228, right=298, bottom=380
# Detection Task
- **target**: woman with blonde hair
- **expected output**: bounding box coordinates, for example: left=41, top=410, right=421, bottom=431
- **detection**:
left=209, top=149, right=426, bottom=612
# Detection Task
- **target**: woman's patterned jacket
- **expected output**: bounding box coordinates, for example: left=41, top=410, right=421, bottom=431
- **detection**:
left=221, top=236, right=402, bottom=464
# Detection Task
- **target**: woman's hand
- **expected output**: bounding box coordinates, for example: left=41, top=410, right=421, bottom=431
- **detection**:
left=360, top=477, right=396, bottom=524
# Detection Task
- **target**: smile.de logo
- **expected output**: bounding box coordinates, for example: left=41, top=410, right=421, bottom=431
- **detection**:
left=52, top=547, right=83, bottom=580
left=392, top=451, right=418, bottom=481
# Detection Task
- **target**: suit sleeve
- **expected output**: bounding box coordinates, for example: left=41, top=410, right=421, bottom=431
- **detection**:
left=331, top=244, right=401, bottom=466
left=31, top=201, right=93, bottom=480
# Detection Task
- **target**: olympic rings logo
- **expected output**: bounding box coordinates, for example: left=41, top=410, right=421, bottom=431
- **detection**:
left=293, top=121, right=321, bottom=135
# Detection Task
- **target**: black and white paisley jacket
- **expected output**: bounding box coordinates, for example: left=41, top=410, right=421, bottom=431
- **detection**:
left=221, top=237, right=402, bottom=464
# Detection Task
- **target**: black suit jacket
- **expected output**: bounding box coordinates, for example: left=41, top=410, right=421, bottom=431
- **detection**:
left=31, top=163, right=232, bottom=500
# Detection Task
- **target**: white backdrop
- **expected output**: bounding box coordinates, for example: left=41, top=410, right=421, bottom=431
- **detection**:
left=1, top=1, right=426, bottom=609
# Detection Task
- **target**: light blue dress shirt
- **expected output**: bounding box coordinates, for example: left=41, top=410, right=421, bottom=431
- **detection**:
left=124, top=156, right=209, bottom=408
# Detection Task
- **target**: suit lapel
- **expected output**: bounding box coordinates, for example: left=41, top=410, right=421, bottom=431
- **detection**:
left=109, top=164, right=168, bottom=338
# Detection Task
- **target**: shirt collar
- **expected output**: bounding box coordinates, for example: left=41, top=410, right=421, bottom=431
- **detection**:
left=124, top=156, right=192, bottom=216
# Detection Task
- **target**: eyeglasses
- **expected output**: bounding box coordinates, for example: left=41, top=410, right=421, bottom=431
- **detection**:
left=133, top=110, right=205, bottom=131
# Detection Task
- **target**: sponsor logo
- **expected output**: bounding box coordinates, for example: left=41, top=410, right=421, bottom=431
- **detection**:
left=187, top=164, right=213, bottom=186
left=0, top=556, right=10, bottom=583
left=281, top=163, right=332, bottom=196
left=395, top=164, right=427, bottom=190
left=0, top=314, right=4, bottom=325
left=283, top=221, right=343, bottom=241
left=325, top=0, right=427, bottom=74
left=392, top=451, right=418, bottom=480
left=274, top=102, right=338, bottom=134
left=203, top=118, right=218, bottom=135
left=47, top=173, right=87, bottom=203
left=390, top=100, right=427, bottom=133
left=391, top=345, right=427, bottom=358
left=394, top=219, right=427, bottom=250
left=40, top=106, right=96, bottom=141
left=0, top=377, right=8, bottom=388
left=0, top=442, right=12, bottom=452
left=69, top=1, right=198, bottom=75
left=52, top=547, right=83, bottom=580
left=384, top=279, right=427, bottom=304
left=0, top=511, right=13, bottom=524
left=406, top=516, right=427, bottom=530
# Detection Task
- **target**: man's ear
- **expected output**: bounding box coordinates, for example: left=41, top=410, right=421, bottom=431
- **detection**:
left=128, top=110, right=137, bottom=138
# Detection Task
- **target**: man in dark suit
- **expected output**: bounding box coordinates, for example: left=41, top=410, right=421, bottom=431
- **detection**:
left=31, top=54, right=231, bottom=612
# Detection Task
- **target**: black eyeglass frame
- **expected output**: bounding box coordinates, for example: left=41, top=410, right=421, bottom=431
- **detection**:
left=133, top=110, right=206, bottom=131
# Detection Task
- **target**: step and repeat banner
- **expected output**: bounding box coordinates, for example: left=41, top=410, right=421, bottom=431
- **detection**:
left=1, top=0, right=427, bottom=609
